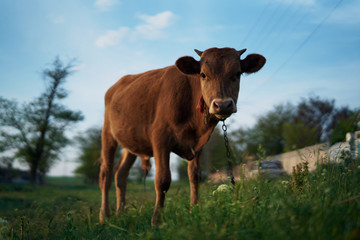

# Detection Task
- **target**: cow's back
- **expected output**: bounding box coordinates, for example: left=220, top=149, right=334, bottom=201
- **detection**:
left=105, top=65, right=193, bottom=156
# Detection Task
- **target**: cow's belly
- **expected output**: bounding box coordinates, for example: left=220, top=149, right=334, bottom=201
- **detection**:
left=108, top=88, right=157, bottom=156
left=113, top=126, right=153, bottom=157
left=109, top=114, right=154, bottom=157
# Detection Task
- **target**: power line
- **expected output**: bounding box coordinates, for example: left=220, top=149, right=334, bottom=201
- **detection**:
left=271, top=0, right=344, bottom=77
left=254, top=0, right=297, bottom=50
left=265, top=3, right=312, bottom=59
left=250, top=2, right=285, bottom=49
left=241, top=0, right=345, bottom=104
left=240, top=0, right=272, bottom=47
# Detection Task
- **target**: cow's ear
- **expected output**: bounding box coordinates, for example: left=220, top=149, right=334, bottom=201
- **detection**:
left=241, top=54, right=266, bottom=74
left=175, top=56, right=200, bottom=75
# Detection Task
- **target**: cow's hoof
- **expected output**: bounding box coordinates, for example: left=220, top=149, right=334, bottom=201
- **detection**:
left=151, top=215, right=162, bottom=227
left=99, top=209, right=109, bottom=224
left=99, top=212, right=105, bottom=224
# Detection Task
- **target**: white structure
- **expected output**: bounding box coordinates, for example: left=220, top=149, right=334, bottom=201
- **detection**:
left=354, top=131, right=360, bottom=158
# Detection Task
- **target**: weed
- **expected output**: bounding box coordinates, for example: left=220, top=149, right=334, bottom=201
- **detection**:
left=0, top=217, right=9, bottom=239
left=256, top=144, right=266, bottom=161
left=64, top=211, right=75, bottom=240
left=0, top=161, right=359, bottom=239
left=291, top=161, right=309, bottom=191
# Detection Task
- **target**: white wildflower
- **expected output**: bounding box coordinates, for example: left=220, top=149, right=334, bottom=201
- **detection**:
left=212, top=184, right=232, bottom=196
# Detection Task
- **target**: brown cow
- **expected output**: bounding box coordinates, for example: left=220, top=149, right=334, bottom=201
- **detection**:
left=99, top=47, right=266, bottom=225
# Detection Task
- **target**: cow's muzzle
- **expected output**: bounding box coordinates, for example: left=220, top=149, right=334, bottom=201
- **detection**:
left=209, top=98, right=237, bottom=119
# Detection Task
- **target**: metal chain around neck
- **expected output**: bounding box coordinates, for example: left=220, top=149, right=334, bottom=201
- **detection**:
left=221, top=120, right=235, bottom=186
left=201, top=102, right=235, bottom=185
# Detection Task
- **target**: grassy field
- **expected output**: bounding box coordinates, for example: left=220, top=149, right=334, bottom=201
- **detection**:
left=0, top=160, right=360, bottom=239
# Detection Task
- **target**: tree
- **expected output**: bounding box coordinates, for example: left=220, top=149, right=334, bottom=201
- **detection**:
left=74, top=127, right=102, bottom=184
left=233, top=96, right=358, bottom=158
left=328, top=107, right=360, bottom=145
left=0, top=57, right=83, bottom=184
left=233, top=103, right=294, bottom=156
left=282, top=122, right=318, bottom=152
left=201, top=127, right=228, bottom=173
left=294, top=96, right=335, bottom=142
left=177, top=159, right=189, bottom=181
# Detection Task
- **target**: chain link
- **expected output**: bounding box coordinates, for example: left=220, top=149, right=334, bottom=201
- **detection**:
left=202, top=104, right=235, bottom=185
left=221, top=120, right=235, bottom=186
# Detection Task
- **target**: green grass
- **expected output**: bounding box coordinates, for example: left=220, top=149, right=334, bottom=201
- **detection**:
left=0, top=160, right=360, bottom=239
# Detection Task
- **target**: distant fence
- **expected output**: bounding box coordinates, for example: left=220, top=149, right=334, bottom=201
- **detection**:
left=268, top=144, right=328, bottom=174
left=209, top=142, right=351, bottom=183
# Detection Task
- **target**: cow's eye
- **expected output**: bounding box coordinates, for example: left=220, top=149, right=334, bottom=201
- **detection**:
left=200, top=73, right=206, bottom=79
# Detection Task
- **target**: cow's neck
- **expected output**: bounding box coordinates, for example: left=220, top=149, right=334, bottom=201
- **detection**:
left=190, top=76, right=219, bottom=149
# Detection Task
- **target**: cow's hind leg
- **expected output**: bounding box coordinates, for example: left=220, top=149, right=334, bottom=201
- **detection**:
left=99, top=125, right=117, bottom=224
left=115, top=149, right=136, bottom=216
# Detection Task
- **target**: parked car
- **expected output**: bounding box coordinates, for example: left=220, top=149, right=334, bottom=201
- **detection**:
left=246, top=160, right=287, bottom=179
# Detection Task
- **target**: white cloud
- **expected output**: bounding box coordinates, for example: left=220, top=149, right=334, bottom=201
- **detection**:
left=135, top=11, right=176, bottom=40
left=95, top=11, right=176, bottom=48
left=95, top=27, right=130, bottom=48
left=94, top=0, right=120, bottom=11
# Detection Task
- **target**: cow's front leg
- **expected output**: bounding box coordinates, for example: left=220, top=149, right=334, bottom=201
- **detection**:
left=188, top=151, right=202, bottom=206
left=152, top=145, right=171, bottom=227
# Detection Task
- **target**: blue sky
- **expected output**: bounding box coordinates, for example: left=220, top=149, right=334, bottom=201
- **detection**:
left=1, top=0, right=360, bottom=176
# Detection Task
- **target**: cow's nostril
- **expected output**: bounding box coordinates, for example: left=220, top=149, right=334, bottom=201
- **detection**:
left=213, top=102, right=220, bottom=110
left=209, top=98, right=235, bottom=115
left=225, top=100, right=233, bottom=109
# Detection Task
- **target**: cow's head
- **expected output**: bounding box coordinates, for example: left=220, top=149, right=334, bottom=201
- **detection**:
left=175, top=47, right=266, bottom=120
